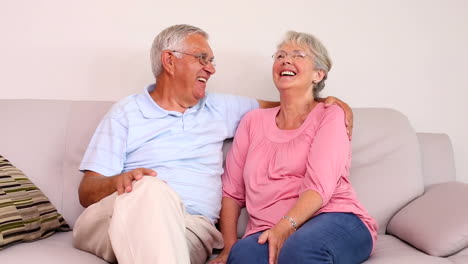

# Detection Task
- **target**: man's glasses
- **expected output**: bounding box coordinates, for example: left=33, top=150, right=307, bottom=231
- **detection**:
left=172, top=50, right=216, bottom=67
left=272, top=50, right=310, bottom=62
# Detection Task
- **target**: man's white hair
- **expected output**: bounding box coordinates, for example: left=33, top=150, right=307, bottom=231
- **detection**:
left=150, top=24, right=208, bottom=78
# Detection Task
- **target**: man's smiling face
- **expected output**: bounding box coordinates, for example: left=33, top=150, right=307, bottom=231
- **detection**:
left=173, top=34, right=216, bottom=107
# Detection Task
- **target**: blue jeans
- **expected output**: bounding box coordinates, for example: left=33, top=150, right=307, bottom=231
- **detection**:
left=227, top=213, right=373, bottom=264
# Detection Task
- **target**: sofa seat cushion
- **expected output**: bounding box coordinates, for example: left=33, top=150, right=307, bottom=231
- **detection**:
left=449, top=247, right=468, bottom=264
left=364, top=235, right=452, bottom=263
left=449, top=255, right=468, bottom=264
left=387, top=182, right=468, bottom=257
left=0, top=155, right=70, bottom=249
left=0, top=232, right=107, bottom=264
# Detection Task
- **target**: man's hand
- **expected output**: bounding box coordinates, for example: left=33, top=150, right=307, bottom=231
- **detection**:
left=114, top=168, right=157, bottom=195
left=319, top=96, right=354, bottom=140
left=209, top=248, right=230, bottom=264
left=78, top=168, right=157, bottom=207
left=257, top=221, right=295, bottom=264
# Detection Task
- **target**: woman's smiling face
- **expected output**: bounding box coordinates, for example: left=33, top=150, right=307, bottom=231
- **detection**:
left=272, top=42, right=323, bottom=94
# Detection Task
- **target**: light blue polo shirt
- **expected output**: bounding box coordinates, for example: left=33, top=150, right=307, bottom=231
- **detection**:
left=80, top=84, right=259, bottom=223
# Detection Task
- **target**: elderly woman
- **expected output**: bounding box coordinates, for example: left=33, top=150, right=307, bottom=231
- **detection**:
left=210, top=31, right=378, bottom=264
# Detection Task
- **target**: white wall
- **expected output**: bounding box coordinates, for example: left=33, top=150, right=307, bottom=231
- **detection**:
left=1, top=0, right=467, bottom=182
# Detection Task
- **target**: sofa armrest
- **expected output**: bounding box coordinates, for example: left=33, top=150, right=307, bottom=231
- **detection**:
left=387, top=181, right=468, bottom=257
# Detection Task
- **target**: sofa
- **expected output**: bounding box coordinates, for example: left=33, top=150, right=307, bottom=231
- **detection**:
left=0, top=98, right=467, bottom=264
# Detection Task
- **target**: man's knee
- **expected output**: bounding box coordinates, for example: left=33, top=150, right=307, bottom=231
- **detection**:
left=132, top=176, right=167, bottom=191
left=124, top=176, right=177, bottom=201
left=114, top=176, right=185, bottom=221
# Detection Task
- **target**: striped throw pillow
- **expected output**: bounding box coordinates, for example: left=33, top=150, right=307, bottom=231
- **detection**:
left=0, top=154, right=70, bottom=249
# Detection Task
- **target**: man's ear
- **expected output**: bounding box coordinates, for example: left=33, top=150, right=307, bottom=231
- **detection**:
left=161, top=50, right=176, bottom=75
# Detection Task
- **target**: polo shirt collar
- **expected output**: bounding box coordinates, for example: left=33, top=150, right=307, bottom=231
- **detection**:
left=136, top=84, right=207, bottom=118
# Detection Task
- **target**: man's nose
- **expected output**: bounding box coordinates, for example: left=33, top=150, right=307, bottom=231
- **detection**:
left=204, top=62, right=216, bottom=75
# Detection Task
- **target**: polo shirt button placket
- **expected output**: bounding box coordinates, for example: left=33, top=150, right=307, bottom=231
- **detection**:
left=181, top=114, right=185, bottom=131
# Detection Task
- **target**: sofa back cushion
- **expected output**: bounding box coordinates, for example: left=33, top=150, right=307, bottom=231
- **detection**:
left=61, top=101, right=114, bottom=227
left=350, top=108, right=424, bottom=234
left=0, top=100, right=72, bottom=221
left=417, top=133, right=456, bottom=186
left=0, top=99, right=113, bottom=228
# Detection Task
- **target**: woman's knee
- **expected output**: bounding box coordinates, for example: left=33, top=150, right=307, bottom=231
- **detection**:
left=227, top=234, right=268, bottom=264
left=278, top=213, right=372, bottom=264
left=278, top=235, right=334, bottom=264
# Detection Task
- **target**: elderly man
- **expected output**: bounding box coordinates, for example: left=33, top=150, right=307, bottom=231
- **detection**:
left=73, top=24, right=352, bottom=264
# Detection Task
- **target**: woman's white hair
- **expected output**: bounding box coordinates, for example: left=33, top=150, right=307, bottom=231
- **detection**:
left=150, top=24, right=208, bottom=78
left=277, top=31, right=332, bottom=98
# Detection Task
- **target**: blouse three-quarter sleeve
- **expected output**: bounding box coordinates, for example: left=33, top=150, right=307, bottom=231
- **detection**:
left=300, top=105, right=351, bottom=207
left=222, top=112, right=254, bottom=208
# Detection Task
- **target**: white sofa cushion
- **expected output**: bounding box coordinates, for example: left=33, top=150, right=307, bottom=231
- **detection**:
left=417, top=133, right=456, bottom=186
left=363, top=235, right=452, bottom=263
left=61, top=101, right=113, bottom=227
left=350, top=108, right=424, bottom=234
left=449, top=247, right=468, bottom=264
left=0, top=232, right=106, bottom=264
left=387, top=182, right=468, bottom=257
left=0, top=100, right=71, bottom=217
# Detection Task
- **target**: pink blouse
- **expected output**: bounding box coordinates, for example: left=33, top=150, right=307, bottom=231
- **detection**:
left=222, top=103, right=378, bottom=250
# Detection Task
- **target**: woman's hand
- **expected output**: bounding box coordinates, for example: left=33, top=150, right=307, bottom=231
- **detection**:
left=209, top=248, right=231, bottom=264
left=257, top=221, right=295, bottom=264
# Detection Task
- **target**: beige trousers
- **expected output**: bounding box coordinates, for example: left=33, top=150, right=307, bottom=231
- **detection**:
left=73, top=177, right=223, bottom=264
